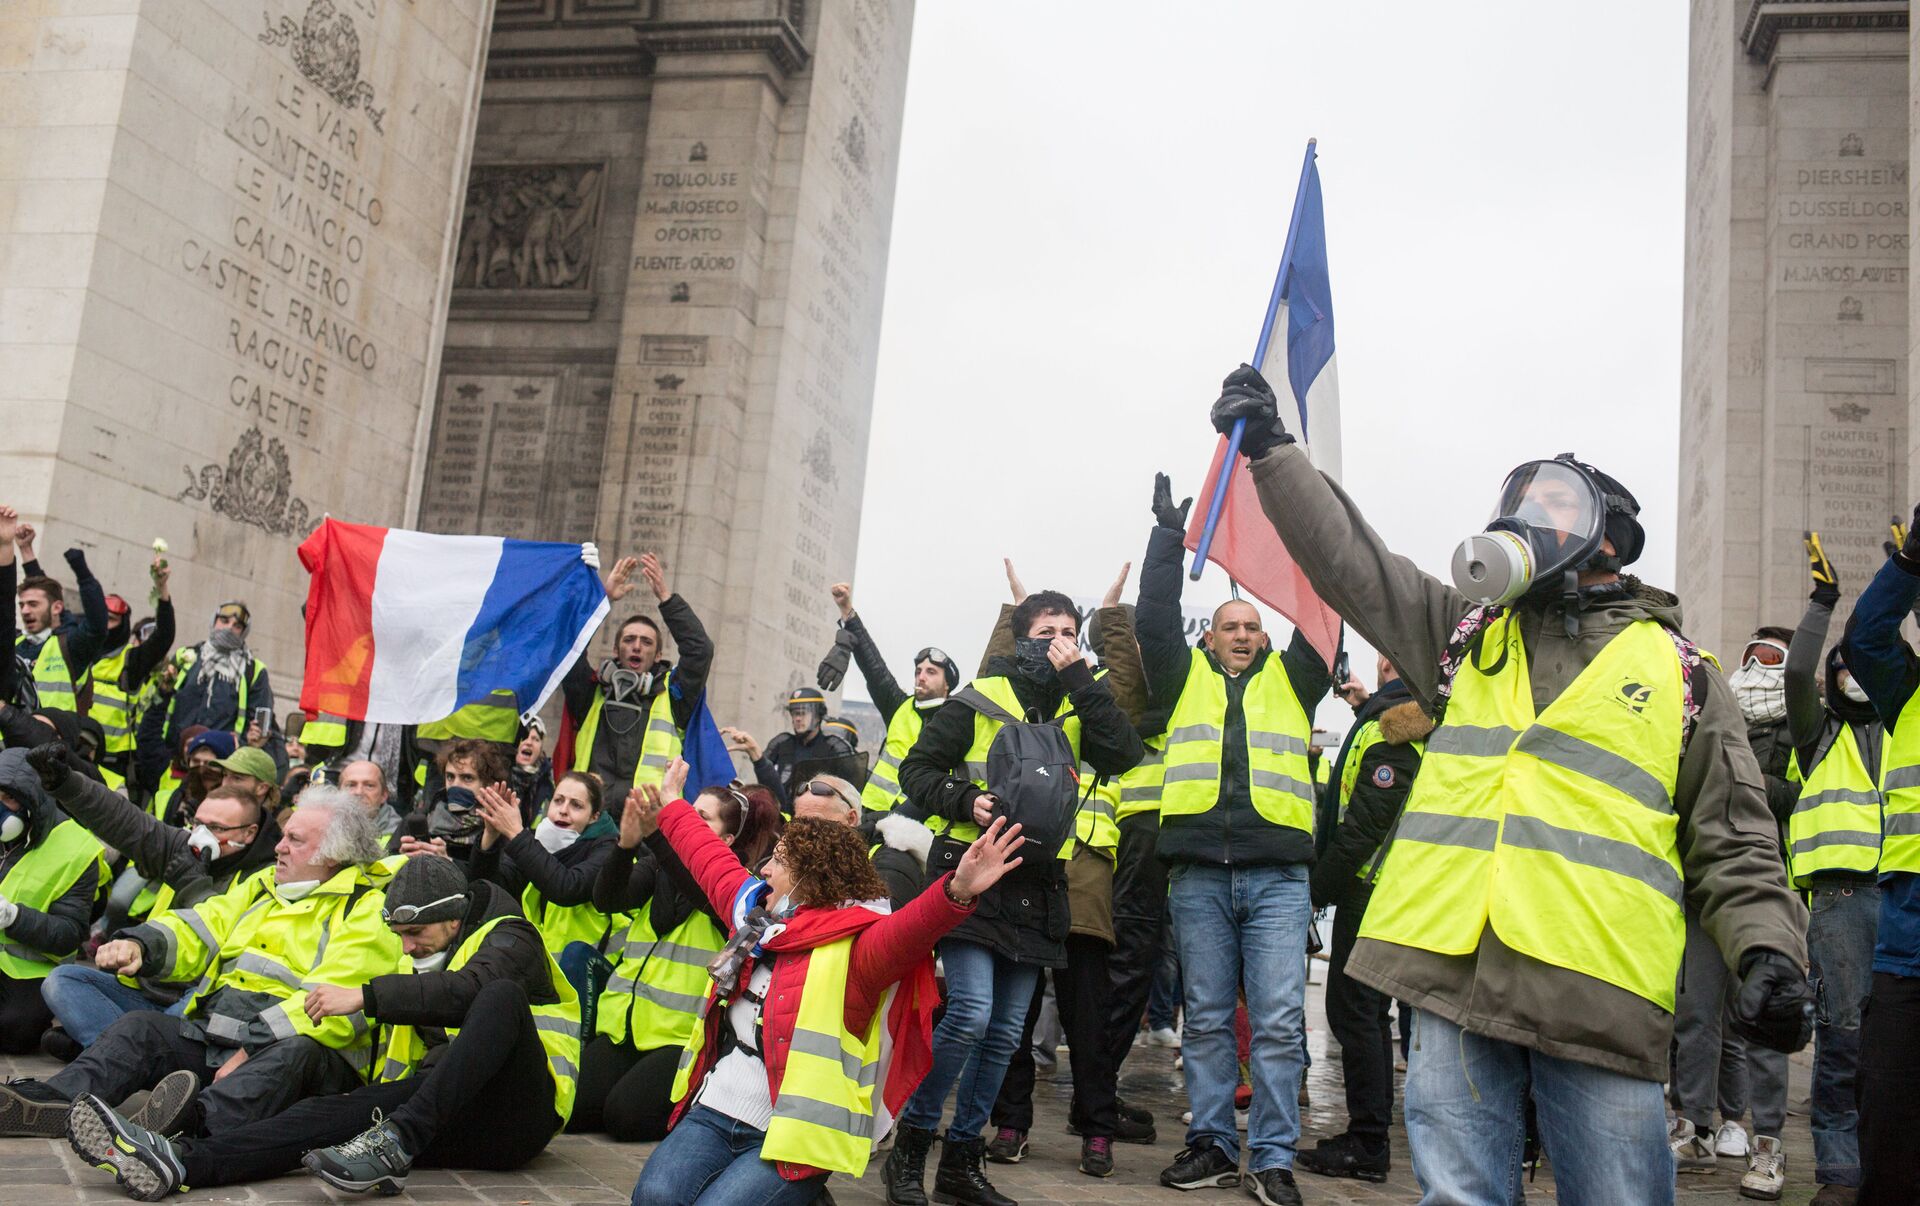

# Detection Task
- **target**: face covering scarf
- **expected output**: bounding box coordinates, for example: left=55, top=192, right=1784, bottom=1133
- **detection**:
left=1726, top=661, right=1787, bottom=726
left=1013, top=636, right=1056, bottom=682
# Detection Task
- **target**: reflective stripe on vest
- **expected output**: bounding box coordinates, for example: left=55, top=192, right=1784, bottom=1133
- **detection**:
left=947, top=676, right=1080, bottom=857
left=596, top=903, right=724, bottom=1048
left=521, top=881, right=625, bottom=959
left=861, top=701, right=928, bottom=813
left=1335, top=719, right=1425, bottom=882
left=301, top=713, right=351, bottom=750
left=1877, top=684, right=1920, bottom=873
left=1160, top=648, right=1315, bottom=834
left=573, top=677, right=681, bottom=788
left=1113, top=737, right=1165, bottom=822
left=89, top=647, right=134, bottom=753
left=670, top=936, right=894, bottom=1177
left=377, top=915, right=582, bottom=1126
left=18, top=634, right=84, bottom=713
left=1358, top=614, right=1687, bottom=1010
left=417, top=691, right=520, bottom=743
left=1787, top=724, right=1884, bottom=886
left=0, top=819, right=104, bottom=978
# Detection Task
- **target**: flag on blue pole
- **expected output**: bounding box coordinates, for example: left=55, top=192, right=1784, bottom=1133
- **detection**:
left=681, top=690, right=738, bottom=797
left=1267, top=160, right=1340, bottom=476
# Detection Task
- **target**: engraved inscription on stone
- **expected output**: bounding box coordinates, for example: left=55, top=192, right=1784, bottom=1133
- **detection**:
left=1805, top=358, right=1898, bottom=395
left=419, top=371, right=613, bottom=542
left=639, top=336, right=708, bottom=366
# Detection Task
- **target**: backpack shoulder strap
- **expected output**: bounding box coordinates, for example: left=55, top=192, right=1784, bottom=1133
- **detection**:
left=951, top=686, right=1021, bottom=727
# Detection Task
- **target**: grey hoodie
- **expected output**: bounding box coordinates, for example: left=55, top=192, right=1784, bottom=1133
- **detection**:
left=1247, top=442, right=1807, bottom=1081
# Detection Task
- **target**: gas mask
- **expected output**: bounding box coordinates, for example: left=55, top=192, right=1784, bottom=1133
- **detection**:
left=274, top=877, right=321, bottom=903
left=1839, top=671, right=1870, bottom=704
left=598, top=660, right=655, bottom=704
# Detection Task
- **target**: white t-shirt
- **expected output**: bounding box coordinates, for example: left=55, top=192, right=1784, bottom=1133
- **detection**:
left=695, top=960, right=774, bottom=1131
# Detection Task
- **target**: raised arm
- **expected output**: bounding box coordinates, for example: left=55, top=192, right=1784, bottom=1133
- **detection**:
left=1842, top=549, right=1920, bottom=730
left=836, top=593, right=908, bottom=721
left=64, top=548, right=108, bottom=667
left=1137, top=484, right=1198, bottom=719
left=36, top=747, right=202, bottom=885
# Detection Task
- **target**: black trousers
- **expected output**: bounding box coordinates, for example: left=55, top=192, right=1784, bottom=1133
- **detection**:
left=1326, top=882, right=1394, bottom=1144
left=176, top=980, right=560, bottom=1186
left=1860, top=971, right=1920, bottom=1204
left=1103, top=813, right=1169, bottom=1073
left=0, top=972, right=53, bottom=1055
left=991, top=934, right=1119, bottom=1137
left=570, top=1033, right=681, bottom=1141
left=47, top=1010, right=360, bottom=1135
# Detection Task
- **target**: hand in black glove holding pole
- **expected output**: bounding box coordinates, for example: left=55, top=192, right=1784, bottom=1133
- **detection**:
left=1151, top=473, right=1192, bottom=532
left=1805, top=531, right=1840, bottom=609
left=1208, top=364, right=1293, bottom=460
left=1728, top=948, right=1815, bottom=1054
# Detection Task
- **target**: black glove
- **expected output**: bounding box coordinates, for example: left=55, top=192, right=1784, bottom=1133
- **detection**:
left=1209, top=364, right=1292, bottom=460
left=24, top=742, right=72, bottom=793
left=1899, top=504, right=1920, bottom=568
left=1728, top=949, right=1814, bottom=1054
left=1151, top=473, right=1192, bottom=532
left=816, top=627, right=856, bottom=692
left=1804, top=532, right=1840, bottom=608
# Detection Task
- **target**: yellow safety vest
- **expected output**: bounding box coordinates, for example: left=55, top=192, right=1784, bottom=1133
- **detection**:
left=1114, top=737, right=1166, bottom=822
left=301, top=713, right=351, bottom=751
left=944, top=676, right=1081, bottom=857
left=572, top=676, right=680, bottom=788
left=1079, top=765, right=1120, bottom=855
left=149, top=772, right=183, bottom=822
left=145, top=862, right=402, bottom=1076
left=375, top=914, right=581, bottom=1127
left=669, top=935, right=892, bottom=1177
left=1335, top=718, right=1426, bottom=882
left=861, top=701, right=930, bottom=813
left=417, top=690, right=521, bottom=743
left=1359, top=614, right=1687, bottom=1010
left=17, top=634, right=87, bottom=714
left=1161, top=648, right=1315, bottom=834
left=89, top=647, right=135, bottom=755
left=597, top=902, right=725, bottom=1049
left=98, top=765, right=127, bottom=797
left=521, top=880, right=625, bottom=960
left=1875, top=684, right=1920, bottom=872
left=1787, top=725, right=1884, bottom=886
left=0, top=819, right=105, bottom=978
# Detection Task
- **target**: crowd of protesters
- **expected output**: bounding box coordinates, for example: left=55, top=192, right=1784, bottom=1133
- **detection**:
left=3, top=363, right=1920, bottom=1205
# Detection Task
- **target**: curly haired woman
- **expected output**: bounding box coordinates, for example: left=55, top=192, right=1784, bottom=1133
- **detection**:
left=625, top=758, right=1027, bottom=1206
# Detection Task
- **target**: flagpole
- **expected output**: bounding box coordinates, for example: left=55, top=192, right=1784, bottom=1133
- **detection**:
left=1190, top=137, right=1319, bottom=582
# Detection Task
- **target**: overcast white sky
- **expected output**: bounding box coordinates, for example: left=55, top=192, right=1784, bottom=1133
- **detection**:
left=848, top=2, right=1687, bottom=736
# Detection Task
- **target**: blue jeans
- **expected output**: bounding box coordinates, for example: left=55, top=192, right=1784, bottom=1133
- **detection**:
left=1167, top=862, right=1309, bottom=1173
left=1405, top=1010, right=1672, bottom=1205
left=41, top=965, right=172, bottom=1046
left=630, top=1105, right=826, bottom=1206
left=898, top=938, right=1040, bottom=1141
left=1810, top=883, right=1878, bottom=1187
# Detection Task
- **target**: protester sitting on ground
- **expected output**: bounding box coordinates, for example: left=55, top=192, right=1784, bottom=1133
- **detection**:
left=0, top=784, right=399, bottom=1142
left=38, top=767, right=277, bottom=1057
left=133, top=693, right=232, bottom=822
left=0, top=747, right=104, bottom=1054
left=161, top=601, right=270, bottom=754
left=401, top=739, right=510, bottom=865
left=468, top=771, right=622, bottom=957
left=337, top=759, right=404, bottom=838
left=65, top=852, right=581, bottom=1201
left=628, top=758, right=1028, bottom=1206
left=572, top=775, right=779, bottom=1141
left=560, top=552, right=712, bottom=793
left=208, top=746, right=279, bottom=819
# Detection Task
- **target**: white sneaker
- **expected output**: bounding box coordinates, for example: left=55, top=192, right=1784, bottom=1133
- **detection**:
left=1715, top=1120, right=1750, bottom=1158
left=1669, top=1117, right=1716, bottom=1172
left=1739, top=1135, right=1784, bottom=1200
left=1145, top=1027, right=1182, bottom=1048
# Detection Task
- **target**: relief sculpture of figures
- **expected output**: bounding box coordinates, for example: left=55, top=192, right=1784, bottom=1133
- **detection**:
left=454, top=164, right=605, bottom=291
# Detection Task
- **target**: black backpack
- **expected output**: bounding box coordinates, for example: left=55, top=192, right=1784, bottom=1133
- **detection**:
left=950, top=686, right=1090, bottom=854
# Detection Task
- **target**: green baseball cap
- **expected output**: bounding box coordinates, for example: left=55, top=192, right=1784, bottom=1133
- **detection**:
left=214, top=747, right=279, bottom=784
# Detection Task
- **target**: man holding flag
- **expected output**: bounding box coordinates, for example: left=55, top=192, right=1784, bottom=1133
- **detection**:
left=1138, top=473, right=1330, bottom=1206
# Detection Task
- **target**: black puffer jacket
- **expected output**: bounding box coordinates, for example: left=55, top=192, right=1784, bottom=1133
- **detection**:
left=898, top=655, right=1142, bottom=968
left=359, top=879, right=555, bottom=1066
left=0, top=748, right=98, bottom=963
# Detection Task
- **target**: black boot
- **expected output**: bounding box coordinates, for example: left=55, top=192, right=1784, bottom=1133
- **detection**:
left=884, top=1123, right=937, bottom=1206
left=932, top=1135, right=1016, bottom=1206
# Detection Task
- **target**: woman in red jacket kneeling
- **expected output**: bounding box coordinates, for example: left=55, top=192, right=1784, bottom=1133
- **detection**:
left=628, top=758, right=1026, bottom=1206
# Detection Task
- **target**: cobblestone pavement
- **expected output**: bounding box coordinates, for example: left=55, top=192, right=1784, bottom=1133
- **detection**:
left=0, top=975, right=1826, bottom=1204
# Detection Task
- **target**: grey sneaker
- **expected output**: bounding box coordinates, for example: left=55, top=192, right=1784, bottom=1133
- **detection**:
left=1670, top=1117, right=1717, bottom=1173
left=0, top=1077, right=72, bottom=1137
left=126, top=1070, right=198, bottom=1137
left=302, top=1111, right=414, bottom=1195
left=65, top=1093, right=186, bottom=1202
left=1739, top=1135, right=1785, bottom=1201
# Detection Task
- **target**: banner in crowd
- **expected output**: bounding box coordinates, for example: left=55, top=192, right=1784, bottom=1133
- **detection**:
left=298, top=519, right=608, bottom=724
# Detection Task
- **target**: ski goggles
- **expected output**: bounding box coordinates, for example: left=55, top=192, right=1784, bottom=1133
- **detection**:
left=1740, top=639, right=1789, bottom=669
left=383, top=893, right=467, bottom=925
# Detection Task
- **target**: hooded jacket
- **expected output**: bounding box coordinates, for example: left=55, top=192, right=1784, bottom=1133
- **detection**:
left=0, top=709, right=106, bottom=785
left=0, top=747, right=99, bottom=965
left=360, top=878, right=555, bottom=1068
left=1247, top=441, right=1807, bottom=1081
left=51, top=761, right=280, bottom=911
left=1310, top=678, right=1430, bottom=907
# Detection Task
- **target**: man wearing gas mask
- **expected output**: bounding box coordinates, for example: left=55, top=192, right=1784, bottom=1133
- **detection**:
left=0, top=747, right=104, bottom=1055
left=1209, top=364, right=1810, bottom=1203
left=36, top=757, right=277, bottom=1055
left=559, top=552, right=712, bottom=794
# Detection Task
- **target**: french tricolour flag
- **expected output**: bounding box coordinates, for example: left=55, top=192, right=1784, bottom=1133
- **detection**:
left=298, top=519, right=609, bottom=725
